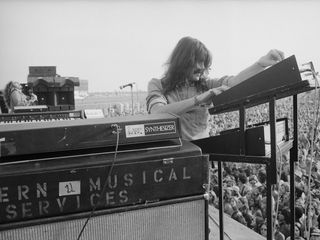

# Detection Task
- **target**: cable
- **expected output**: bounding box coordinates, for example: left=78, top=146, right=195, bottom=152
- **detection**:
left=76, top=124, right=121, bottom=240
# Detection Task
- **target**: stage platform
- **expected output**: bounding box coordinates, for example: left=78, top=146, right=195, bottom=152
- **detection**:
left=208, top=205, right=265, bottom=240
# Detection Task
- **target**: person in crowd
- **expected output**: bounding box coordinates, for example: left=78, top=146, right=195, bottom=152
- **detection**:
left=259, top=196, right=275, bottom=219
left=248, top=186, right=264, bottom=218
left=295, top=205, right=304, bottom=225
left=278, top=207, right=291, bottom=239
left=257, top=168, right=267, bottom=188
left=258, top=221, right=268, bottom=237
left=254, top=216, right=265, bottom=233
left=231, top=210, right=247, bottom=226
left=243, top=164, right=253, bottom=178
left=223, top=188, right=235, bottom=216
left=146, top=36, right=284, bottom=140
left=274, top=220, right=286, bottom=240
left=238, top=172, right=251, bottom=197
left=285, top=222, right=305, bottom=240
left=279, top=191, right=291, bottom=210
left=248, top=174, right=260, bottom=189
left=237, top=196, right=254, bottom=228
left=4, top=81, right=37, bottom=112
left=279, top=181, right=290, bottom=197
left=296, top=185, right=306, bottom=207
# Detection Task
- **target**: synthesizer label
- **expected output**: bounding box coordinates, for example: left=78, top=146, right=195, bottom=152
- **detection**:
left=125, top=121, right=176, bottom=138
left=0, top=156, right=206, bottom=225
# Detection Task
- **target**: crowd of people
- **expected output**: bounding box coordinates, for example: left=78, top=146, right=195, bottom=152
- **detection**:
left=209, top=91, right=320, bottom=240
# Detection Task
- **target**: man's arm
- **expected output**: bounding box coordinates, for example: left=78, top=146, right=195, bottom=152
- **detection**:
left=225, top=49, right=285, bottom=87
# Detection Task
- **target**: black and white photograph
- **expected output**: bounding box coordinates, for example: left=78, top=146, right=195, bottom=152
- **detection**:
left=0, top=0, right=320, bottom=239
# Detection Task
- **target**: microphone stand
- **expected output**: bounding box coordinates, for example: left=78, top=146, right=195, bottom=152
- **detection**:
left=130, top=84, right=134, bottom=115
left=120, top=83, right=135, bottom=115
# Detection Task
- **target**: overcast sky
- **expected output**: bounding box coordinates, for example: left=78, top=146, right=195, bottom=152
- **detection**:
left=0, top=0, right=319, bottom=92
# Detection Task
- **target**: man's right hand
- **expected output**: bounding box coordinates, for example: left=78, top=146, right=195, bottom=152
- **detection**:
left=197, top=85, right=229, bottom=105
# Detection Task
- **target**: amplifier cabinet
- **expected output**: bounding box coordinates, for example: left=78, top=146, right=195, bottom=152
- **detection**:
left=28, top=66, right=56, bottom=77
left=0, top=141, right=209, bottom=225
left=0, top=196, right=208, bottom=240
left=35, top=92, right=54, bottom=106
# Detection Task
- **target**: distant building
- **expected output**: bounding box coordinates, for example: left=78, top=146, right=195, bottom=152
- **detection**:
left=74, top=79, right=89, bottom=99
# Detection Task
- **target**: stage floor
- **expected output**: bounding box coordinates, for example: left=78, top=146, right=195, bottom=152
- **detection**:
left=208, top=206, right=265, bottom=240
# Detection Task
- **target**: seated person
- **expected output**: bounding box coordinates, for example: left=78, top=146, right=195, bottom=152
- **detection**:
left=4, top=81, right=38, bottom=113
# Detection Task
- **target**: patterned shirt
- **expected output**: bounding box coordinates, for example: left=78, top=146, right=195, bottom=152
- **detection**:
left=146, top=76, right=231, bottom=140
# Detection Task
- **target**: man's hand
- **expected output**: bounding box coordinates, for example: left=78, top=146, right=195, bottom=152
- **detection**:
left=211, top=85, right=229, bottom=96
left=257, top=49, right=285, bottom=68
left=29, top=93, right=38, bottom=102
left=196, top=85, right=230, bottom=105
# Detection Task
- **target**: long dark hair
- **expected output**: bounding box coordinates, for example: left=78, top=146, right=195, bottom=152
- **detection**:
left=3, top=81, right=22, bottom=110
left=162, top=36, right=212, bottom=94
left=4, top=81, right=14, bottom=110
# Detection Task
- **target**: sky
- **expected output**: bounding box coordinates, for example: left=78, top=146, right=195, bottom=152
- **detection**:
left=0, top=0, right=319, bottom=92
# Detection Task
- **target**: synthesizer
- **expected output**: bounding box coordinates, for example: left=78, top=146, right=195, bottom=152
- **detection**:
left=0, top=110, right=83, bottom=124
left=0, top=113, right=181, bottom=159
left=209, top=55, right=315, bottom=114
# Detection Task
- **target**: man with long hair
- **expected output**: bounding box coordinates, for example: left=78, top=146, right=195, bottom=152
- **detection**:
left=146, top=36, right=284, bottom=140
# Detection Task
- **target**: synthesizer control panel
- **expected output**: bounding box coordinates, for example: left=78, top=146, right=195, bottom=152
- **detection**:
left=0, top=113, right=181, bottom=158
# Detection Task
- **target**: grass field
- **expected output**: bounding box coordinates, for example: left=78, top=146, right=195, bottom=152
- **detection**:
left=75, top=91, right=148, bottom=115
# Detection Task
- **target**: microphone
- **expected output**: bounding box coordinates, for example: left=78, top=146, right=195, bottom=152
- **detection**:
left=120, top=82, right=135, bottom=89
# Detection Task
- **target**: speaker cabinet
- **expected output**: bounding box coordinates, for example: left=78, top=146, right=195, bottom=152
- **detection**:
left=0, top=196, right=208, bottom=240
left=28, top=76, right=78, bottom=111
left=56, top=91, right=74, bottom=106
left=29, top=66, right=56, bottom=77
